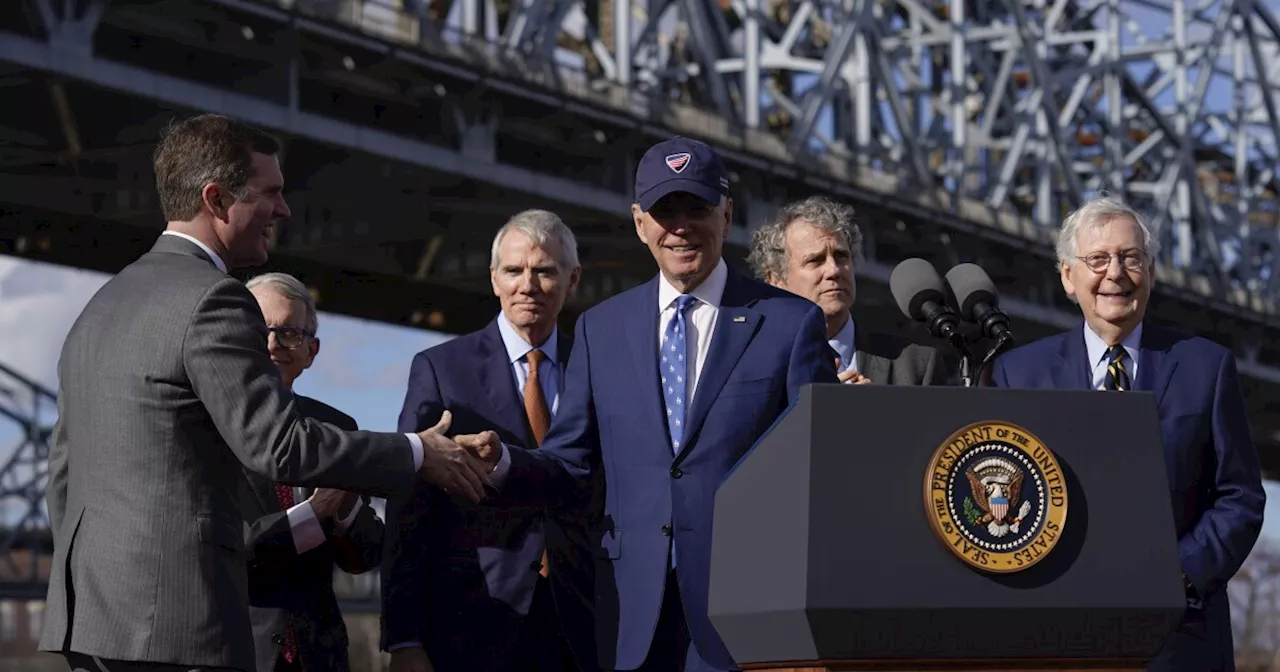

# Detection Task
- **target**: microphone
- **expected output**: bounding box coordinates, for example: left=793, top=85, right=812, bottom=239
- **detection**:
left=889, top=258, right=961, bottom=340
left=944, top=263, right=1013, bottom=343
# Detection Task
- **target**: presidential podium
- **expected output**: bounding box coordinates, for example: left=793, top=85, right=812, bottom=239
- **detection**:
left=708, top=384, right=1185, bottom=672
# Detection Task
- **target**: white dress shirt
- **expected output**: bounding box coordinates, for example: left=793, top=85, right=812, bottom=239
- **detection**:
left=1083, top=321, right=1143, bottom=390
left=656, top=258, right=728, bottom=415
left=159, top=231, right=423, bottom=549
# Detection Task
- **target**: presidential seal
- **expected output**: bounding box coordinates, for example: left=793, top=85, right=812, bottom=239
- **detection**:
left=924, top=421, right=1068, bottom=573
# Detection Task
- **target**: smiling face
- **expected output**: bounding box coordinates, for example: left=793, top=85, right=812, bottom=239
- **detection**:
left=250, top=284, right=318, bottom=389
left=1061, top=215, right=1153, bottom=343
left=206, top=151, right=290, bottom=269
left=490, top=228, right=580, bottom=347
left=632, top=192, right=733, bottom=293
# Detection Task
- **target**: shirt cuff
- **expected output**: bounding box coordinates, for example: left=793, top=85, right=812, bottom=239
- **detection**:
left=334, top=497, right=364, bottom=533
left=286, top=500, right=326, bottom=554
left=405, top=432, right=424, bottom=471
left=490, top=442, right=513, bottom=489
left=388, top=641, right=422, bottom=651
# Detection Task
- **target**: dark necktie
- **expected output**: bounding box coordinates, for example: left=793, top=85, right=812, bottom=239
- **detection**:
left=1103, top=345, right=1130, bottom=391
left=524, top=349, right=551, bottom=577
left=272, top=484, right=300, bottom=664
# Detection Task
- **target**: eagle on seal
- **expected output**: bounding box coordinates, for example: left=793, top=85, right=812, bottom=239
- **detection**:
left=965, top=457, right=1031, bottom=537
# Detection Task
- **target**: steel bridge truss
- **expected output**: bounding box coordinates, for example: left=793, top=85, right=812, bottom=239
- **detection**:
left=309, top=0, right=1280, bottom=303
left=0, top=361, right=55, bottom=598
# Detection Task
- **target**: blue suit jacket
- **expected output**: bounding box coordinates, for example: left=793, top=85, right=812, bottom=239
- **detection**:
left=381, top=319, right=597, bottom=671
left=496, top=264, right=839, bottom=670
left=991, top=320, right=1265, bottom=671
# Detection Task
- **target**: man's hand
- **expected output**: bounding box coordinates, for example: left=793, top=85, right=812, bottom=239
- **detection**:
left=389, top=647, right=431, bottom=672
left=456, top=430, right=503, bottom=468
left=839, top=369, right=872, bottom=385
left=308, top=488, right=359, bottom=520
left=415, top=410, right=491, bottom=503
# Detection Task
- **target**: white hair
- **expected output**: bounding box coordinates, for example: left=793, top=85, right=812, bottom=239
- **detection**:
left=1056, top=194, right=1160, bottom=263
left=489, top=209, right=580, bottom=271
left=245, top=272, right=318, bottom=333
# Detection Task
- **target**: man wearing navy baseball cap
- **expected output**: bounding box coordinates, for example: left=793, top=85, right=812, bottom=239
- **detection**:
left=456, top=136, right=837, bottom=671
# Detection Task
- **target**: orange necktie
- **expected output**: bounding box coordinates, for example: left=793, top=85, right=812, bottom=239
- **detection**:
left=524, top=349, right=552, bottom=578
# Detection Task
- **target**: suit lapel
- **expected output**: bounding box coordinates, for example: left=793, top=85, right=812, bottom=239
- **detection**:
left=1051, top=327, right=1092, bottom=390
left=477, top=321, right=535, bottom=448
left=853, top=326, right=891, bottom=385
left=1136, top=322, right=1177, bottom=411
left=678, top=270, right=761, bottom=462
left=625, top=278, right=670, bottom=446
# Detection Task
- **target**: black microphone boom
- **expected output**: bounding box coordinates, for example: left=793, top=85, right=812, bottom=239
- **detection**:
left=889, top=258, right=961, bottom=341
left=944, top=263, right=1013, bottom=342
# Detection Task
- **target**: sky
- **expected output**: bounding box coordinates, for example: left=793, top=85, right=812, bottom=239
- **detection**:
left=4, top=253, right=1280, bottom=561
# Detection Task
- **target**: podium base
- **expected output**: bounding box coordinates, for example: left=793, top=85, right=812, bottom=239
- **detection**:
left=739, top=659, right=1145, bottom=672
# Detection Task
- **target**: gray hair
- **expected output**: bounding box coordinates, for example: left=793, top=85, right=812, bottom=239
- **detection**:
left=245, top=272, right=318, bottom=333
left=747, top=195, right=863, bottom=282
left=1056, top=194, right=1160, bottom=263
left=489, top=209, right=580, bottom=271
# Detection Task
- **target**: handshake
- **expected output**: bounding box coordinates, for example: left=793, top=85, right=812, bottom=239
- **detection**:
left=412, top=411, right=504, bottom=503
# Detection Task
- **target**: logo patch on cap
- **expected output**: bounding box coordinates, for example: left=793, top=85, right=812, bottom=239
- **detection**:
left=665, top=153, right=691, bottom=173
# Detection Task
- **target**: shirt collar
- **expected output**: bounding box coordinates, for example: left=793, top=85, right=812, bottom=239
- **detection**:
left=496, top=311, right=558, bottom=364
left=829, top=314, right=855, bottom=365
left=1083, top=320, right=1143, bottom=367
left=657, top=257, right=728, bottom=312
left=161, top=231, right=227, bottom=273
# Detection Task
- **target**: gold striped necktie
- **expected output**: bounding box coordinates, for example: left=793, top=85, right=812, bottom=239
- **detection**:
left=1104, top=345, right=1130, bottom=391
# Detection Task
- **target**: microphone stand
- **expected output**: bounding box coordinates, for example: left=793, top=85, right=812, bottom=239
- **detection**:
left=975, top=332, right=1016, bottom=384
left=947, top=332, right=977, bottom=388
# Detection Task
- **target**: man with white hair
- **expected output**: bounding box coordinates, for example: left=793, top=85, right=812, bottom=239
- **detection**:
left=240, top=272, right=385, bottom=672
left=990, top=194, right=1264, bottom=670
left=381, top=210, right=595, bottom=672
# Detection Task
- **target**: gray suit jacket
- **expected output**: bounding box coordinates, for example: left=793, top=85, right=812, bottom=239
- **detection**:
left=854, top=322, right=949, bottom=386
left=40, top=234, right=415, bottom=671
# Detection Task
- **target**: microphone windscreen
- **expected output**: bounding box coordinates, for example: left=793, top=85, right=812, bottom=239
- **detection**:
left=889, top=258, right=946, bottom=321
left=945, top=263, right=999, bottom=319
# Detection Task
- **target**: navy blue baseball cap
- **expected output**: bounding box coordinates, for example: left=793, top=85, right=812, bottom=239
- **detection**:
left=633, top=136, right=731, bottom=211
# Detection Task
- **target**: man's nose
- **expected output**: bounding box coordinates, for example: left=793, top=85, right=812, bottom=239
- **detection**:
left=276, top=196, right=292, bottom=219
left=1104, top=256, right=1126, bottom=281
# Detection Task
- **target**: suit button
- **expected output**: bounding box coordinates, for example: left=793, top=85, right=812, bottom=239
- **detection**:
left=272, top=633, right=284, bottom=645
left=661, top=525, right=672, bottom=536
left=670, top=467, right=682, bottom=479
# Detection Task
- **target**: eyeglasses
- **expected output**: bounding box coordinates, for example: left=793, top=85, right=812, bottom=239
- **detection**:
left=1075, top=250, right=1147, bottom=273
left=267, top=326, right=314, bottom=350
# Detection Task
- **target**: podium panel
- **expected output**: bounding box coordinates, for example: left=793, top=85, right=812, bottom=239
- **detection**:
left=709, top=385, right=1184, bottom=668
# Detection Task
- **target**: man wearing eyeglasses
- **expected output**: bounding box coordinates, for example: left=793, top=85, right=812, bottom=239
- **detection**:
left=240, top=272, right=385, bottom=672
left=989, top=194, right=1264, bottom=670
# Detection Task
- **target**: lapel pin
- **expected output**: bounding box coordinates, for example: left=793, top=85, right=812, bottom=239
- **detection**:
left=733, top=316, right=746, bottom=323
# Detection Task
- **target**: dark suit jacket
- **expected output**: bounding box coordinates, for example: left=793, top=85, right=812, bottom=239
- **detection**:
left=853, top=321, right=947, bottom=386
left=381, top=319, right=597, bottom=671
left=991, top=320, right=1265, bottom=671
left=495, top=265, right=839, bottom=671
left=241, top=395, right=384, bottom=672
left=40, top=234, right=416, bottom=671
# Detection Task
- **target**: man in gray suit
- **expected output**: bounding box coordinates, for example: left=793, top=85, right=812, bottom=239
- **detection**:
left=39, top=113, right=491, bottom=672
left=748, top=195, right=947, bottom=386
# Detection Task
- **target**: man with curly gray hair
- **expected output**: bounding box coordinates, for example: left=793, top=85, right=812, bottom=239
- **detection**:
left=748, top=195, right=947, bottom=386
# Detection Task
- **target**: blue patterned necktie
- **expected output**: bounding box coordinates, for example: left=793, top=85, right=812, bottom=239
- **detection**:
left=661, top=295, right=698, bottom=453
